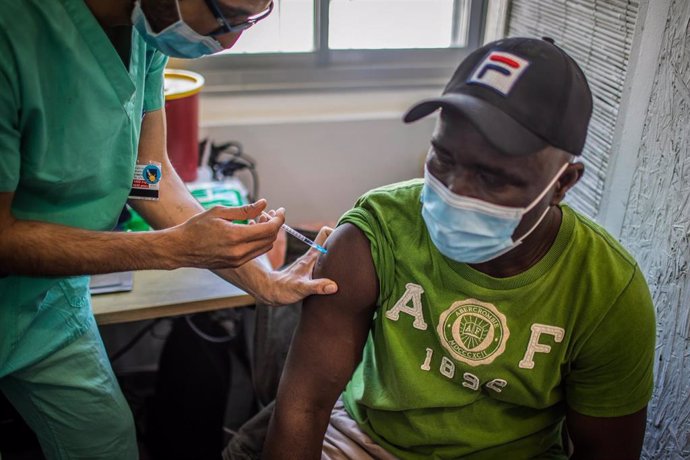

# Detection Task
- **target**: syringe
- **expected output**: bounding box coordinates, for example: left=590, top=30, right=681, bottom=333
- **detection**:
left=261, top=212, right=328, bottom=254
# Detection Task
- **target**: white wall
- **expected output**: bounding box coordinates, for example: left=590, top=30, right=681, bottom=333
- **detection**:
left=615, top=0, right=690, bottom=457
left=199, top=89, right=438, bottom=225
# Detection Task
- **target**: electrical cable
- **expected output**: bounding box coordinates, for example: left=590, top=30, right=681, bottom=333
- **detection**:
left=109, top=319, right=162, bottom=363
left=208, top=141, right=259, bottom=201
left=223, top=426, right=239, bottom=437
left=185, top=314, right=233, bottom=343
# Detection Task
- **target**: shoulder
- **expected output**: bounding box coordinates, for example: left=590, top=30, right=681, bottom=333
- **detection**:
left=354, top=179, right=423, bottom=210
left=560, top=206, right=654, bottom=336
left=563, top=206, right=642, bottom=291
left=566, top=206, right=637, bottom=266
left=334, top=179, right=425, bottom=305
left=339, top=179, right=422, bottom=235
left=0, top=0, right=74, bottom=68
left=0, top=0, right=56, bottom=33
left=562, top=206, right=655, bottom=349
left=136, top=33, right=168, bottom=72
left=0, top=0, right=30, bottom=17
left=0, top=0, right=28, bottom=44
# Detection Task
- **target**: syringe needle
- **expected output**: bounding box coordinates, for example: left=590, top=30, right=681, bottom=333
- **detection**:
left=261, top=212, right=328, bottom=254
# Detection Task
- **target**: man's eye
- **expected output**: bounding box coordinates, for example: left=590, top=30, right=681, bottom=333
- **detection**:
left=435, top=154, right=454, bottom=165
left=478, top=171, right=504, bottom=187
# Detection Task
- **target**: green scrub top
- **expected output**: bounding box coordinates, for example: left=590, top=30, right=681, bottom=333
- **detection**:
left=0, top=0, right=167, bottom=376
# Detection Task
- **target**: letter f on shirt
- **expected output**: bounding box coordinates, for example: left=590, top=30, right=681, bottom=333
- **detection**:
left=519, top=323, right=565, bottom=369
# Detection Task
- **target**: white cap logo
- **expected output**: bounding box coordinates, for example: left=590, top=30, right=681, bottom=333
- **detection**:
left=467, top=51, right=530, bottom=96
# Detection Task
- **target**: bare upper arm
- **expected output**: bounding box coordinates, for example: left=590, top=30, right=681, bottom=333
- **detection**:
left=137, top=108, right=166, bottom=165
left=566, top=405, right=647, bottom=459
left=129, top=108, right=202, bottom=228
left=265, top=223, right=379, bottom=459
left=0, top=191, right=14, bottom=230
left=275, top=222, right=379, bottom=411
left=0, top=192, right=15, bottom=275
left=308, top=221, right=379, bottom=318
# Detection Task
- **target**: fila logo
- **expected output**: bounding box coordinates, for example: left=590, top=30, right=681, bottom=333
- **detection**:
left=467, top=51, right=530, bottom=96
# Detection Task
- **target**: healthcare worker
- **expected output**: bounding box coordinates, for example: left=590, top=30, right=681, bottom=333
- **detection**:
left=0, top=0, right=337, bottom=458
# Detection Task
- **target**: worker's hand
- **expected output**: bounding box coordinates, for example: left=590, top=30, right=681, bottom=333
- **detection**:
left=168, top=199, right=284, bottom=269
left=259, top=225, right=338, bottom=306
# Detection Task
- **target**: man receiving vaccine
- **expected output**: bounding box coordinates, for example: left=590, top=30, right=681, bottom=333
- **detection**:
left=229, top=37, right=656, bottom=460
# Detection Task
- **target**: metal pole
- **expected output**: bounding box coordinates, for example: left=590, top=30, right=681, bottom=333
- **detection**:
left=316, top=0, right=331, bottom=65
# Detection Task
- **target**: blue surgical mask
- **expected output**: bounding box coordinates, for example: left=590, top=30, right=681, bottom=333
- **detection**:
left=421, top=163, right=569, bottom=264
left=131, top=1, right=224, bottom=58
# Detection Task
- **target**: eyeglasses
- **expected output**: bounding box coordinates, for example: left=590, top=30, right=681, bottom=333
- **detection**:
left=203, top=0, right=274, bottom=37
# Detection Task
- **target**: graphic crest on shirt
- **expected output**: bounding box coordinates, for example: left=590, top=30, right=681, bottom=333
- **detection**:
left=437, top=298, right=509, bottom=366
left=467, top=51, right=530, bottom=96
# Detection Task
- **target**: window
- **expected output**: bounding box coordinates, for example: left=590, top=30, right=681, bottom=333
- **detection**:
left=225, top=0, right=315, bottom=54
left=186, top=0, right=487, bottom=93
left=226, top=0, right=471, bottom=53
left=329, top=0, right=471, bottom=49
left=507, top=0, right=640, bottom=220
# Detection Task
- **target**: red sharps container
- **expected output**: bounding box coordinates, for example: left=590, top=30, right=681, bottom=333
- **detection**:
left=163, top=69, right=205, bottom=182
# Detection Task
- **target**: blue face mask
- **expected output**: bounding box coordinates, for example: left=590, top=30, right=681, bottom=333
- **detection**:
left=421, top=163, right=569, bottom=264
left=131, top=1, right=224, bottom=58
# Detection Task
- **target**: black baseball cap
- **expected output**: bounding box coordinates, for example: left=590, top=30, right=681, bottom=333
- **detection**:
left=404, top=37, right=593, bottom=156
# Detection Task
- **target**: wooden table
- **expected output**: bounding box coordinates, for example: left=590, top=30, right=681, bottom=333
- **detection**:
left=92, top=268, right=255, bottom=325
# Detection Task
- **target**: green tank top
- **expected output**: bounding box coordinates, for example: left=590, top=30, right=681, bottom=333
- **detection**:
left=340, top=179, right=655, bottom=459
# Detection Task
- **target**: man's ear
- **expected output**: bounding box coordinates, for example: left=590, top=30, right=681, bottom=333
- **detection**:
left=551, top=162, right=584, bottom=205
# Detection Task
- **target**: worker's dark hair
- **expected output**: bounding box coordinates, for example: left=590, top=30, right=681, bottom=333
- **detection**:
left=141, top=0, right=180, bottom=33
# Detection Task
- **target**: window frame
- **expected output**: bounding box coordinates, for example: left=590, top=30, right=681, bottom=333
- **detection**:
left=185, top=0, right=488, bottom=94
